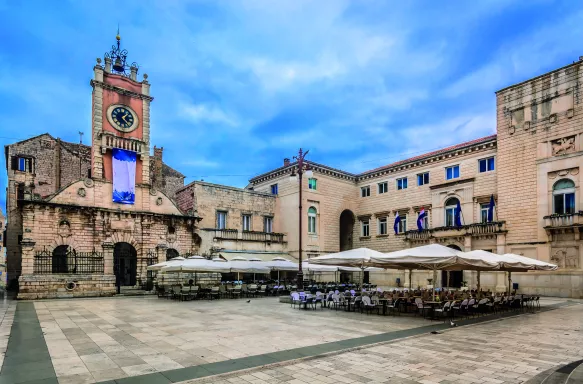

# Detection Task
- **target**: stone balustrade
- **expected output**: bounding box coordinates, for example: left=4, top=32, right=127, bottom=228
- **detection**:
left=101, top=132, right=144, bottom=154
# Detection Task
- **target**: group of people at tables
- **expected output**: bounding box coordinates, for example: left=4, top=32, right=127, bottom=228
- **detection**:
left=292, top=287, right=539, bottom=318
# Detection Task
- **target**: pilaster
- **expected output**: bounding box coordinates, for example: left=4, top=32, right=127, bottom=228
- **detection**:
left=92, top=83, right=104, bottom=179
left=102, top=241, right=114, bottom=275
left=20, top=238, right=36, bottom=275
left=142, top=97, right=151, bottom=185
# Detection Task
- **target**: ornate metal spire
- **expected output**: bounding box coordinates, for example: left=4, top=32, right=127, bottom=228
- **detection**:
left=104, top=27, right=139, bottom=77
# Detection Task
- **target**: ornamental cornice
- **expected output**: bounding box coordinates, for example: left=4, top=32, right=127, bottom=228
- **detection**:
left=90, top=80, right=154, bottom=101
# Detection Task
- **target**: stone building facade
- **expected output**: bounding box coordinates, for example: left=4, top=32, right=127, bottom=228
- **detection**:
left=4, top=36, right=201, bottom=299
left=176, top=181, right=287, bottom=260
left=247, top=57, right=583, bottom=298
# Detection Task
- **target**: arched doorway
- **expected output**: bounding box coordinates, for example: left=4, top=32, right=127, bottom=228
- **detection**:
left=339, top=210, right=355, bottom=251
left=443, top=244, right=463, bottom=288
left=114, top=242, right=137, bottom=289
left=52, top=245, right=71, bottom=274
left=166, top=248, right=179, bottom=261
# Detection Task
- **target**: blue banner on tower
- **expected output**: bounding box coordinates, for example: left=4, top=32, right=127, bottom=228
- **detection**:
left=112, top=148, right=136, bottom=204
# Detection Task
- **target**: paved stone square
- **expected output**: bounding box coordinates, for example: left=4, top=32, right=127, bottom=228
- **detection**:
left=187, top=301, right=583, bottom=384
left=0, top=296, right=580, bottom=384
left=35, top=296, right=428, bottom=383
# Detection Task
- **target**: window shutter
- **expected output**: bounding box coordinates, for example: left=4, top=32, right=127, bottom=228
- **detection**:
left=11, top=156, right=17, bottom=170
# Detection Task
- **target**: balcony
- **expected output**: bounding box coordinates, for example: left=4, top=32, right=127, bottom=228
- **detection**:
left=101, top=132, right=144, bottom=154
left=544, top=212, right=583, bottom=229
left=405, top=221, right=506, bottom=242
left=202, top=229, right=286, bottom=244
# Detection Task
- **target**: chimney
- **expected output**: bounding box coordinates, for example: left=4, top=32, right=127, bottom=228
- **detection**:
left=283, top=158, right=290, bottom=167
left=153, top=146, right=164, bottom=190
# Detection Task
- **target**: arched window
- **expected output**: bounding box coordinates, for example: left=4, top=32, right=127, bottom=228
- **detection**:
left=52, top=245, right=71, bottom=274
left=553, top=179, right=575, bottom=214
left=444, top=197, right=460, bottom=227
left=308, top=207, right=317, bottom=234
left=166, top=248, right=179, bottom=261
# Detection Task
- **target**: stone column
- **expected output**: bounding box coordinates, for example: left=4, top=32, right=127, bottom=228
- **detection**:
left=156, top=244, right=167, bottom=263
left=102, top=242, right=114, bottom=275
left=20, top=238, right=36, bottom=275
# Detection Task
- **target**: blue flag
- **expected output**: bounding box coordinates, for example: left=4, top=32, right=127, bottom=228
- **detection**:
left=487, top=194, right=495, bottom=222
left=417, top=208, right=427, bottom=231
left=393, top=212, right=401, bottom=234
left=455, top=200, right=462, bottom=227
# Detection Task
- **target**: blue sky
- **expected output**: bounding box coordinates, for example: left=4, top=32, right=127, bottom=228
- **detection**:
left=1, top=0, right=583, bottom=210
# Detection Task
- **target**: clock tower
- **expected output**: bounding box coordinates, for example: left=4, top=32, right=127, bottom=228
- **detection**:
left=90, top=32, right=153, bottom=185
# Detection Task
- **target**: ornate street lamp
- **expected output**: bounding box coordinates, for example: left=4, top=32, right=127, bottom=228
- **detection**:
left=289, top=148, right=313, bottom=291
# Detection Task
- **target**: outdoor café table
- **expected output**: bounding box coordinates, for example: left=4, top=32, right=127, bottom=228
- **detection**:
left=226, top=286, right=234, bottom=298
left=423, top=301, right=442, bottom=320
left=378, top=298, right=388, bottom=315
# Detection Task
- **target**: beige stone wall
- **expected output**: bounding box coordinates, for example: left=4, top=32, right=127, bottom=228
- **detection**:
left=496, top=61, right=582, bottom=246
left=354, top=145, right=497, bottom=253
left=252, top=170, right=359, bottom=261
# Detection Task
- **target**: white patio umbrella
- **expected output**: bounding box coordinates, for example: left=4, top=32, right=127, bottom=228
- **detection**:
left=161, top=257, right=231, bottom=273
left=229, top=260, right=270, bottom=282
left=146, top=256, right=185, bottom=271
left=265, top=259, right=297, bottom=283
left=464, top=250, right=557, bottom=294
left=374, top=244, right=499, bottom=298
left=308, top=248, right=388, bottom=287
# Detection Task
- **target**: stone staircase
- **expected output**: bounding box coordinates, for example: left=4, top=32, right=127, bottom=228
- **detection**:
left=525, top=359, right=583, bottom=384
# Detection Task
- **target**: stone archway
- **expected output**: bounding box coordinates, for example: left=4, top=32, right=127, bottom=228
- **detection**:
left=339, top=210, right=355, bottom=251
left=114, top=242, right=137, bottom=288
left=443, top=244, right=463, bottom=288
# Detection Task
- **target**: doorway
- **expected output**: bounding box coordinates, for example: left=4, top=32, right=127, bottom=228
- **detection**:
left=339, top=210, right=355, bottom=251
left=443, top=244, right=463, bottom=288
left=114, top=242, right=137, bottom=289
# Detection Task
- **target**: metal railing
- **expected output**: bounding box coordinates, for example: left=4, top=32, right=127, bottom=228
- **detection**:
left=544, top=211, right=583, bottom=228
left=34, top=247, right=104, bottom=274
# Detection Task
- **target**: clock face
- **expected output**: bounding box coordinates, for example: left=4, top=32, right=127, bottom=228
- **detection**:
left=110, top=106, right=135, bottom=130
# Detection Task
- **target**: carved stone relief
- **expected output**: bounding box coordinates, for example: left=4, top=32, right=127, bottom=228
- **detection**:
left=57, top=219, right=71, bottom=238
left=548, top=167, right=579, bottom=180
left=551, top=136, right=576, bottom=156
left=550, top=248, right=579, bottom=269
left=77, top=188, right=86, bottom=197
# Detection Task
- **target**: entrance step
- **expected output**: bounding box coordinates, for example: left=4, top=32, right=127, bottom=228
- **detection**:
left=525, top=359, right=583, bottom=384
left=117, top=287, right=155, bottom=297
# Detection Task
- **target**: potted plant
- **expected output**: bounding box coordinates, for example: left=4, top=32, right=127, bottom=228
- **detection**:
left=461, top=281, right=468, bottom=291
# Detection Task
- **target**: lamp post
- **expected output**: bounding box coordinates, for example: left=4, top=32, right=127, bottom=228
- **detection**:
left=289, top=148, right=313, bottom=291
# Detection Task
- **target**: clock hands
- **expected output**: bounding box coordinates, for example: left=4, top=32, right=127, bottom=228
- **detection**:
left=121, top=112, right=130, bottom=125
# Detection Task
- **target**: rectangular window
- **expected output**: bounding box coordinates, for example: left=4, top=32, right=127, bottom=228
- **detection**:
left=397, top=177, right=408, bottom=190
left=270, top=184, right=278, bottom=195
left=554, top=193, right=575, bottom=214
left=480, top=203, right=489, bottom=223
left=397, top=215, right=407, bottom=234
left=242, top=214, right=252, bottom=231
left=378, top=182, right=388, bottom=194
left=264, top=217, right=273, bottom=233
left=417, top=172, right=429, bottom=186
left=446, top=165, right=460, bottom=180
left=378, top=217, right=387, bottom=235
left=308, top=178, right=317, bottom=190
left=361, top=219, right=370, bottom=237
left=308, top=216, right=316, bottom=234
left=216, top=211, right=227, bottom=229
left=12, top=156, right=33, bottom=173
left=445, top=207, right=456, bottom=227
left=361, top=186, right=370, bottom=197
left=479, top=157, right=495, bottom=173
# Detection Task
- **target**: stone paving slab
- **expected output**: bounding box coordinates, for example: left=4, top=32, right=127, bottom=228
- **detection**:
left=34, top=296, right=429, bottom=382
left=181, top=301, right=583, bottom=384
